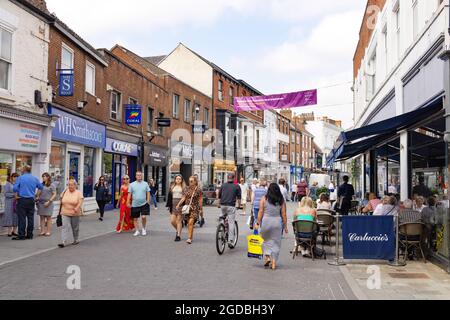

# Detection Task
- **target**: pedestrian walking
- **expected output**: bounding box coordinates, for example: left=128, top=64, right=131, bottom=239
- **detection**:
left=254, top=183, right=288, bottom=271
left=176, top=176, right=203, bottom=245
left=278, top=179, right=289, bottom=202
left=291, top=182, right=297, bottom=202
left=127, top=171, right=151, bottom=237
left=337, top=176, right=355, bottom=216
left=12, top=166, right=43, bottom=241
left=115, top=175, right=135, bottom=233
left=167, top=175, right=186, bottom=242
left=149, top=179, right=158, bottom=210
left=58, top=178, right=84, bottom=248
left=37, top=173, right=56, bottom=236
left=251, top=180, right=268, bottom=228
left=309, top=182, right=319, bottom=202
left=1, top=173, right=19, bottom=237
left=194, top=174, right=205, bottom=227
left=239, top=178, right=249, bottom=215
left=94, top=176, right=109, bottom=221
left=218, top=174, right=241, bottom=249
left=296, top=179, right=309, bottom=203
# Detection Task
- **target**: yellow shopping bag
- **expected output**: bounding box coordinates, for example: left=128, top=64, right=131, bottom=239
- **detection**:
left=247, top=231, right=264, bottom=259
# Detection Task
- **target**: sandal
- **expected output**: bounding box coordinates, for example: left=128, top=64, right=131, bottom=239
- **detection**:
left=264, top=256, right=271, bottom=267
left=44, top=233, right=51, bottom=237
left=186, top=239, right=192, bottom=245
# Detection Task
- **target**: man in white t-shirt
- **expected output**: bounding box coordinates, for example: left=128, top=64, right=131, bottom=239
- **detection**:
left=291, top=182, right=298, bottom=201
left=239, top=178, right=249, bottom=215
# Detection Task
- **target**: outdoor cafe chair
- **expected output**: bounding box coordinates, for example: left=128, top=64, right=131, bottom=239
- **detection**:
left=292, top=220, right=320, bottom=261
left=316, top=212, right=335, bottom=248
left=399, top=222, right=427, bottom=263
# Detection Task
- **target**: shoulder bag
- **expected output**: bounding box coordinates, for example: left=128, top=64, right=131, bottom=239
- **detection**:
left=57, top=190, right=67, bottom=228
left=182, top=187, right=197, bottom=216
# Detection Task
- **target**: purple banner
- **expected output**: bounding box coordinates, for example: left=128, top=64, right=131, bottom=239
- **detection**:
left=234, top=89, right=317, bottom=112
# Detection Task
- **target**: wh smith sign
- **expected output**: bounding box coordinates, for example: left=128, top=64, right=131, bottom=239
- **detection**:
left=51, top=107, right=106, bottom=149
left=342, top=216, right=395, bottom=260
left=105, top=138, right=138, bottom=157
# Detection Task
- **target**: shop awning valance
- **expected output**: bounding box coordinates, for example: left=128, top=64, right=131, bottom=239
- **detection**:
left=327, top=97, right=443, bottom=167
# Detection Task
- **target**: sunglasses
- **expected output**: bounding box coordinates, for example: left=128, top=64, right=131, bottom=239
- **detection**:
left=123, top=178, right=130, bottom=180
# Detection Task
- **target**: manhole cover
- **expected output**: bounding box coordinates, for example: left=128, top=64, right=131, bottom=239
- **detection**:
left=388, top=273, right=430, bottom=279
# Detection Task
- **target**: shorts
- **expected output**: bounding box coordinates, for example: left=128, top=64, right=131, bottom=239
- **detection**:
left=131, top=203, right=150, bottom=219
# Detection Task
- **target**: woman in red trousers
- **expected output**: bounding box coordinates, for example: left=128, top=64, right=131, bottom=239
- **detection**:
left=116, top=175, right=135, bottom=233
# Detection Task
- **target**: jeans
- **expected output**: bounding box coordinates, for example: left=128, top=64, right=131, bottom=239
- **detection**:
left=150, top=194, right=158, bottom=208
left=221, top=206, right=237, bottom=245
left=17, top=198, right=35, bottom=238
left=97, top=200, right=107, bottom=218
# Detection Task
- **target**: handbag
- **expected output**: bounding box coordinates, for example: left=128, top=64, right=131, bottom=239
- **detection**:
left=57, top=191, right=66, bottom=228
left=182, top=187, right=197, bottom=216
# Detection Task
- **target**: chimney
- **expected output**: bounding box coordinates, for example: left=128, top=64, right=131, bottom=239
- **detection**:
left=24, top=0, right=48, bottom=12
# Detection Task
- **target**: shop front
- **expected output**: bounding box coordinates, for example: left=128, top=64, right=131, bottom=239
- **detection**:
left=144, top=144, right=169, bottom=201
left=169, top=140, right=194, bottom=184
left=213, top=159, right=237, bottom=184
left=103, top=136, right=139, bottom=209
left=49, top=106, right=105, bottom=214
left=0, top=106, right=53, bottom=214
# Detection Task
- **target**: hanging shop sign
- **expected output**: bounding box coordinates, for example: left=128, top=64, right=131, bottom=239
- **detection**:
left=58, top=70, right=74, bottom=97
left=234, top=89, right=317, bottom=112
left=105, top=138, right=138, bottom=157
left=342, top=216, right=395, bottom=261
left=51, top=107, right=106, bottom=149
left=125, top=105, right=142, bottom=125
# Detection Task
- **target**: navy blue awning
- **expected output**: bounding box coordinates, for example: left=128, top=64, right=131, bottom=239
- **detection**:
left=327, top=97, right=443, bottom=167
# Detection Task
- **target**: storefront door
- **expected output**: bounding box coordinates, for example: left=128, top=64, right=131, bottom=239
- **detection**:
left=69, top=152, right=81, bottom=183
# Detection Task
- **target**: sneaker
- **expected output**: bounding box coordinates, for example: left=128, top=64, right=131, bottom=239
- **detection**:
left=58, top=243, right=65, bottom=248
left=133, top=230, right=141, bottom=237
left=73, top=241, right=80, bottom=246
left=175, top=235, right=181, bottom=242
left=141, top=229, right=147, bottom=236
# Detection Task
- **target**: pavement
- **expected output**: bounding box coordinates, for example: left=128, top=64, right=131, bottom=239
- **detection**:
left=0, top=202, right=448, bottom=300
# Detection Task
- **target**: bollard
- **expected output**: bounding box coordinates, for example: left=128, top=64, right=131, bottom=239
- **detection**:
left=328, top=214, right=346, bottom=266
left=388, top=213, right=406, bottom=267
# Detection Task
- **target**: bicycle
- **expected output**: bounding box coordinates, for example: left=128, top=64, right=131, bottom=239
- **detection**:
left=216, top=215, right=239, bottom=255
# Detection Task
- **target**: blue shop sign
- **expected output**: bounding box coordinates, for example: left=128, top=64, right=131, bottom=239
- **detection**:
left=59, top=70, right=74, bottom=96
left=105, top=138, right=139, bottom=157
left=51, top=107, right=106, bottom=149
left=342, top=216, right=395, bottom=261
left=125, top=105, right=142, bottom=125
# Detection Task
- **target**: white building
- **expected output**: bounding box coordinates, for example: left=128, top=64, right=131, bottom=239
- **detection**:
left=331, top=0, right=450, bottom=268
left=0, top=0, right=53, bottom=213
left=306, top=117, right=343, bottom=169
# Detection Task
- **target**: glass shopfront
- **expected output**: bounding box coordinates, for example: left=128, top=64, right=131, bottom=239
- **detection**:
left=104, top=137, right=139, bottom=209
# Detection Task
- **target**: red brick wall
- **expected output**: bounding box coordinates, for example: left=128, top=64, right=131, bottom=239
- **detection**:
left=48, top=26, right=107, bottom=122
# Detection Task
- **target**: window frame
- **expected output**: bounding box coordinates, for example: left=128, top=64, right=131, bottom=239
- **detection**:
left=110, top=90, right=122, bottom=121
left=184, top=99, right=191, bottom=123
left=85, top=60, right=96, bottom=96
left=0, top=26, right=13, bottom=92
left=147, top=106, right=154, bottom=130
left=218, top=80, right=223, bottom=101
left=61, top=42, right=74, bottom=73
left=172, top=94, right=180, bottom=119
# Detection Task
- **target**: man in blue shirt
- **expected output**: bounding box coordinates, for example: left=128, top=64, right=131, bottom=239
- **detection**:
left=127, top=171, right=150, bottom=237
left=12, top=166, right=43, bottom=240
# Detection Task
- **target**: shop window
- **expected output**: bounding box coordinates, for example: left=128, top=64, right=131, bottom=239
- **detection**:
left=0, top=153, right=13, bottom=213
left=15, top=154, right=32, bottom=174
left=0, top=28, right=13, bottom=90
left=103, top=153, right=113, bottom=200
left=49, top=143, right=66, bottom=198
left=83, top=147, right=96, bottom=198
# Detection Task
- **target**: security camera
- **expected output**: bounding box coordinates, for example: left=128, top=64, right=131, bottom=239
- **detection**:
left=77, top=101, right=88, bottom=110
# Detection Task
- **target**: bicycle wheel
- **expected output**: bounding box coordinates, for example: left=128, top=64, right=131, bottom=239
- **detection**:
left=216, top=223, right=226, bottom=255
left=231, top=221, right=239, bottom=248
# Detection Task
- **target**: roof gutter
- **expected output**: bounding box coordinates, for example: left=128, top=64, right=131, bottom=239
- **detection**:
left=51, top=21, right=108, bottom=67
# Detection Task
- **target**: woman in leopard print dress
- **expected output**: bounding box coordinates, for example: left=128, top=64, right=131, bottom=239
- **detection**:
left=176, top=176, right=203, bottom=244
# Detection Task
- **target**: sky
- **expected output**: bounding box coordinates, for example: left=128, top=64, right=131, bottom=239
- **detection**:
left=45, top=0, right=367, bottom=129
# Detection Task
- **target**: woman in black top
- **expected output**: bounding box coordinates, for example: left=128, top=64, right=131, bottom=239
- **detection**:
left=94, top=176, right=109, bottom=221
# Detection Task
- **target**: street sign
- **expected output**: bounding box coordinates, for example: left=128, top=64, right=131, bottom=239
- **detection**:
left=157, top=118, right=171, bottom=127
left=125, top=105, right=142, bottom=125
left=192, top=124, right=206, bottom=134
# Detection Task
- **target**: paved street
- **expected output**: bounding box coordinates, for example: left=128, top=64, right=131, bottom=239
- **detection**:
left=0, top=202, right=357, bottom=300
